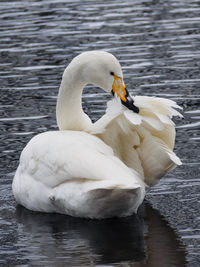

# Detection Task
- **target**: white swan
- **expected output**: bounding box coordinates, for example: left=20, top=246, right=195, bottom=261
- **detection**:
left=12, top=51, right=182, bottom=218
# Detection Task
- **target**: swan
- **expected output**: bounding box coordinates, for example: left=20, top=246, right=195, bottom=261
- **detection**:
left=12, top=51, right=182, bottom=219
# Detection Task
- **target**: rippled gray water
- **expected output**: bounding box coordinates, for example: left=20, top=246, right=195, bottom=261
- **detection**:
left=0, top=0, right=200, bottom=266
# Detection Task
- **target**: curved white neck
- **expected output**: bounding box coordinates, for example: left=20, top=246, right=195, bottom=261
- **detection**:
left=56, top=66, right=91, bottom=131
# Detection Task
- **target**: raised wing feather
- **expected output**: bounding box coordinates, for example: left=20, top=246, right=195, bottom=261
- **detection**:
left=87, top=95, right=182, bottom=186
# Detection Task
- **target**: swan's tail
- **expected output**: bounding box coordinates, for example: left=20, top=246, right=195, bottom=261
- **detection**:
left=86, top=187, right=143, bottom=218
left=50, top=179, right=145, bottom=219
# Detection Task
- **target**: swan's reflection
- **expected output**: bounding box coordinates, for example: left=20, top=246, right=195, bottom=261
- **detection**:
left=16, top=206, right=145, bottom=265
left=137, top=204, right=187, bottom=267
left=15, top=203, right=186, bottom=266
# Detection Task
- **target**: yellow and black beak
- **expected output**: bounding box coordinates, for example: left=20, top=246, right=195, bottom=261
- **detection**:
left=111, top=75, right=139, bottom=113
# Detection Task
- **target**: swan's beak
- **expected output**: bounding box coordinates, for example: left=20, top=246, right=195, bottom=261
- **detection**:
left=111, top=75, right=139, bottom=113
left=111, top=75, right=127, bottom=102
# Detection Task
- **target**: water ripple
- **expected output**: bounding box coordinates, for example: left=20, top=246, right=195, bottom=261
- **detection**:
left=0, top=0, right=200, bottom=266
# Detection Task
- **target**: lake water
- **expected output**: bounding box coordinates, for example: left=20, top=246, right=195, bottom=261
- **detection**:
left=0, top=0, right=200, bottom=266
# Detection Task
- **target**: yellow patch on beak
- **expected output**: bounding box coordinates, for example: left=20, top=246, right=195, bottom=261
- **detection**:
left=112, top=75, right=127, bottom=102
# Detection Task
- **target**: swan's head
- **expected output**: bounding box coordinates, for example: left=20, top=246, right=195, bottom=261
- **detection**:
left=68, top=51, right=139, bottom=113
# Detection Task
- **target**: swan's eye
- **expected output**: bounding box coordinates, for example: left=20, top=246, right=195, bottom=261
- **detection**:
left=110, top=71, right=114, bottom=76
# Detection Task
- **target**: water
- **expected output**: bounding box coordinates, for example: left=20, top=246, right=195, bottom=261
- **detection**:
left=0, top=203, right=187, bottom=266
left=0, top=0, right=200, bottom=266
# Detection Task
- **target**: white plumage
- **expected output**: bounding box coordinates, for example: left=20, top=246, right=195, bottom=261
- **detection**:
left=12, top=51, right=182, bottom=218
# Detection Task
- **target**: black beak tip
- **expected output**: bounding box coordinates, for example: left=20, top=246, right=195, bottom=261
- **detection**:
left=122, top=89, right=139, bottom=113
left=122, top=99, right=140, bottom=113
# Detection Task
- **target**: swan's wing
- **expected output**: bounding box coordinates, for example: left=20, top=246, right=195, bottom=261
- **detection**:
left=17, top=131, right=131, bottom=188
left=87, top=95, right=183, bottom=186
left=13, top=131, right=145, bottom=215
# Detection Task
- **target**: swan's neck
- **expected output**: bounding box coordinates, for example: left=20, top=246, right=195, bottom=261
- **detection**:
left=56, top=66, right=91, bottom=131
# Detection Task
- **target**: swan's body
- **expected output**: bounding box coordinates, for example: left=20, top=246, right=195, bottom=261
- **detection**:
left=12, top=51, right=182, bottom=218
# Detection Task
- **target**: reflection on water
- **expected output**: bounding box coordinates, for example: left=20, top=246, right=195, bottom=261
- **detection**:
left=140, top=205, right=186, bottom=267
left=14, top=203, right=186, bottom=266
left=15, top=206, right=144, bottom=266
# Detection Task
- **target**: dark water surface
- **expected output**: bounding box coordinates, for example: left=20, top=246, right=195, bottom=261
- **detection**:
left=0, top=0, right=200, bottom=266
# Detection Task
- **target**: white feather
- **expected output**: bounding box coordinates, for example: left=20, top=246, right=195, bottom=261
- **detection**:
left=124, top=110, right=142, bottom=125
